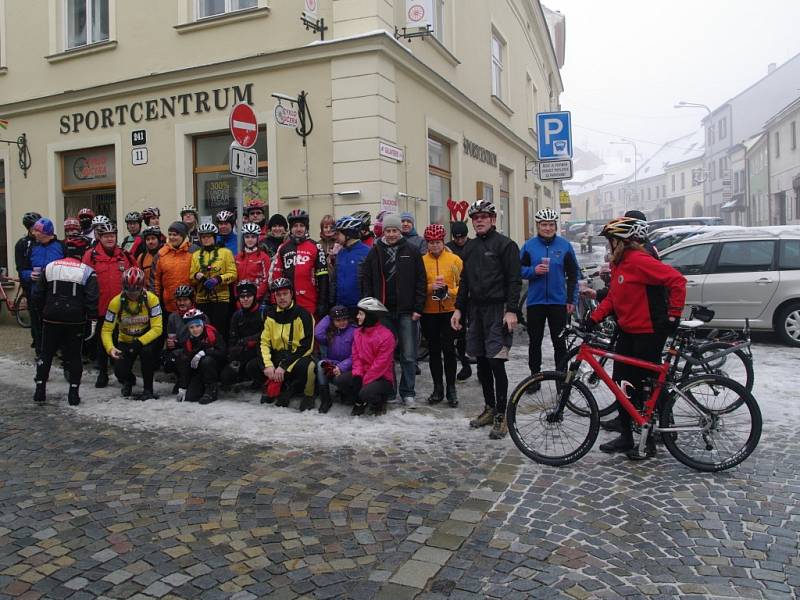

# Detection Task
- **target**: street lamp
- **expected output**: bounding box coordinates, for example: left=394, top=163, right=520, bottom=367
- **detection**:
left=675, top=101, right=713, bottom=216
left=610, top=138, right=638, bottom=212
left=674, top=100, right=712, bottom=117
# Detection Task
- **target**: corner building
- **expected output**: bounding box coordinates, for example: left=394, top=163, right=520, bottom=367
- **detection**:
left=0, top=0, right=564, bottom=271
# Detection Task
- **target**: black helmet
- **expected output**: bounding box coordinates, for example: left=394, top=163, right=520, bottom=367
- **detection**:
left=269, top=277, right=293, bottom=293
left=329, top=305, right=350, bottom=320
left=125, top=211, right=143, bottom=224
left=23, top=212, right=42, bottom=229
left=351, top=210, right=371, bottom=229
left=236, top=279, right=258, bottom=297
left=174, top=285, right=195, bottom=299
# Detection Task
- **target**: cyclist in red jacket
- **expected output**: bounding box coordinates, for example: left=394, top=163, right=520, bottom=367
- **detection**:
left=588, top=216, right=686, bottom=460
left=235, top=222, right=270, bottom=304
left=269, top=209, right=329, bottom=318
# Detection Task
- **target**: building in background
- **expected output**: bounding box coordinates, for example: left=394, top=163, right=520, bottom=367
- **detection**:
left=0, top=1, right=565, bottom=272
left=763, top=97, right=800, bottom=225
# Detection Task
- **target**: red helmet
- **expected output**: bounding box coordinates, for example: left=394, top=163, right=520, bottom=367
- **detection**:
left=245, top=199, right=266, bottom=214
left=64, top=217, right=82, bottom=232
left=423, top=223, right=446, bottom=241
left=122, top=267, right=146, bottom=293
left=78, top=207, right=95, bottom=220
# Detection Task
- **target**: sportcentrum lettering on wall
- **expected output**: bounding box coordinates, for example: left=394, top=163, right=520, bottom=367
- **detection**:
left=59, top=84, right=254, bottom=134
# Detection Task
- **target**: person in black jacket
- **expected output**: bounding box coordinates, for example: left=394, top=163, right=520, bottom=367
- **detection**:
left=452, top=201, right=521, bottom=440
left=15, top=212, right=42, bottom=351
left=446, top=221, right=472, bottom=380
left=175, top=309, right=227, bottom=404
left=220, top=280, right=265, bottom=388
left=360, top=213, right=426, bottom=407
left=31, top=255, right=99, bottom=406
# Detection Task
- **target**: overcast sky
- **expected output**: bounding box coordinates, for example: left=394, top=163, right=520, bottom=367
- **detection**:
left=541, top=0, right=800, bottom=161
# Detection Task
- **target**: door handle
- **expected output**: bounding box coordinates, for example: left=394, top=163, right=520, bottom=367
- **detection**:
left=686, top=281, right=699, bottom=287
left=756, top=278, right=773, bottom=284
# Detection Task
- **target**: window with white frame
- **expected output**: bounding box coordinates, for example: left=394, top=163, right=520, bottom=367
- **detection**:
left=491, top=31, right=506, bottom=100
left=433, top=0, right=445, bottom=44
left=791, top=121, right=797, bottom=151
left=65, top=0, right=109, bottom=49
left=197, top=0, right=257, bottom=19
left=428, top=136, right=451, bottom=226
left=498, top=168, right=511, bottom=234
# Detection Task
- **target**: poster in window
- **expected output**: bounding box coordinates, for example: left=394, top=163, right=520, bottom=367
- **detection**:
left=203, top=177, right=237, bottom=211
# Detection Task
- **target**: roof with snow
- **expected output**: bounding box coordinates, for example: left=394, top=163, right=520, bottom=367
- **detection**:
left=635, top=129, right=705, bottom=181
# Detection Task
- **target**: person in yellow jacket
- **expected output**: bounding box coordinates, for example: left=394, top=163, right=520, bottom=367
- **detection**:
left=102, top=267, right=163, bottom=400
left=190, top=222, right=237, bottom=340
left=420, top=224, right=463, bottom=407
left=259, top=278, right=316, bottom=411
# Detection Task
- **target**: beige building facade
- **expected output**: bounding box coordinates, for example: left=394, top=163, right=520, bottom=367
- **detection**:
left=0, top=0, right=564, bottom=271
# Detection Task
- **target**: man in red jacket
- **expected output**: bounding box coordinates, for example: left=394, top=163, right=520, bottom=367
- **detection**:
left=83, top=221, right=137, bottom=388
left=269, top=209, right=329, bottom=318
left=235, top=222, right=270, bottom=304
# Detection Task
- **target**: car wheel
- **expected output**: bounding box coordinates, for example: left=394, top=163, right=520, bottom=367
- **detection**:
left=775, top=301, right=800, bottom=347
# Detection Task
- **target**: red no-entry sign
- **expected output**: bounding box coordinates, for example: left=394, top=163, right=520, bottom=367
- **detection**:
left=229, top=103, right=258, bottom=148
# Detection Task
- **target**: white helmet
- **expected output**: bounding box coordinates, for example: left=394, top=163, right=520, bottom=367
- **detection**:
left=534, top=207, right=559, bottom=222
left=357, top=297, right=388, bottom=313
left=241, top=222, right=261, bottom=236
left=91, top=215, right=111, bottom=228
left=197, top=222, right=219, bottom=235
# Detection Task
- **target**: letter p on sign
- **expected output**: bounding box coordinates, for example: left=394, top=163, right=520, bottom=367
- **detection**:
left=537, top=111, right=572, bottom=160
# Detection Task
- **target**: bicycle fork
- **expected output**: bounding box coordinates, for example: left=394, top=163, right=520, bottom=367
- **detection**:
left=547, top=360, right=580, bottom=422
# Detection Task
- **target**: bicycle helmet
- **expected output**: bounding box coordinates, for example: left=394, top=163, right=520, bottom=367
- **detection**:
left=78, top=207, right=95, bottom=220
left=329, top=305, right=350, bottom=320
left=423, top=223, right=446, bottom=241
left=182, top=308, right=206, bottom=324
left=241, top=222, right=261, bottom=236
left=197, top=222, right=219, bottom=235
left=534, top=207, right=559, bottom=222
left=467, top=200, right=496, bottom=218
left=180, top=205, right=197, bottom=217
left=23, top=212, right=42, bottom=229
left=245, top=199, right=266, bottom=214
left=94, top=221, right=117, bottom=235
left=215, top=210, right=236, bottom=225
left=125, top=211, right=143, bottom=224
left=174, top=284, right=195, bottom=299
left=64, top=217, right=81, bottom=233
left=357, top=297, right=389, bottom=314
left=269, top=277, right=293, bottom=293
left=236, top=279, right=257, bottom=297
left=92, top=215, right=111, bottom=228
left=334, top=215, right=363, bottom=238
left=142, top=207, right=160, bottom=220
left=351, top=210, right=371, bottom=229
left=600, top=217, right=649, bottom=242
left=142, top=226, right=162, bottom=239
left=122, top=267, right=146, bottom=293
left=287, top=208, right=309, bottom=226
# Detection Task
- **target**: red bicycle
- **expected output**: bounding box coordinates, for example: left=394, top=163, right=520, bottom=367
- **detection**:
left=507, top=319, right=761, bottom=472
left=0, top=276, right=31, bottom=328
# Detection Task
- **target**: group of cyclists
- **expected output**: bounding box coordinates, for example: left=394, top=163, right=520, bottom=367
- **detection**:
left=13, top=196, right=686, bottom=452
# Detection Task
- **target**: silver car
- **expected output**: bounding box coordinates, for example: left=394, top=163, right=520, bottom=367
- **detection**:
left=660, top=226, right=800, bottom=346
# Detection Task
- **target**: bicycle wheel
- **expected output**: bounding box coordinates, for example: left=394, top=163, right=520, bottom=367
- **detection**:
left=558, top=346, right=617, bottom=417
left=507, top=372, right=600, bottom=466
left=14, top=292, right=31, bottom=329
left=680, top=341, right=753, bottom=394
left=659, top=374, right=761, bottom=472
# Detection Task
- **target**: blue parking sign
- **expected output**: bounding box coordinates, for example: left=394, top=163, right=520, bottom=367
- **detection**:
left=537, top=111, right=572, bottom=160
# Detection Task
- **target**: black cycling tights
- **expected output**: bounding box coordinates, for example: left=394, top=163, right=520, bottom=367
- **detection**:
left=476, top=357, right=509, bottom=412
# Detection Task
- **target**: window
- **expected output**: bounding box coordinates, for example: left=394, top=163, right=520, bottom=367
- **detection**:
left=427, top=136, right=451, bottom=226
left=710, top=161, right=715, bottom=181
left=0, top=0, right=6, bottom=69
left=671, top=174, right=676, bottom=192
left=719, top=157, right=726, bottom=179
left=718, top=118, right=727, bottom=140
left=491, top=32, right=505, bottom=100
left=780, top=240, right=800, bottom=270
left=498, top=168, right=511, bottom=234
left=0, top=160, right=6, bottom=269
left=194, top=130, right=267, bottom=219
left=775, top=131, right=781, bottom=158
left=661, top=243, right=713, bottom=275
left=791, top=121, right=797, bottom=151
left=681, top=171, right=686, bottom=189
left=714, top=241, right=775, bottom=273
left=708, top=126, right=715, bottom=146
left=433, top=0, right=445, bottom=44
left=65, top=0, right=109, bottom=49
left=197, top=0, right=256, bottom=19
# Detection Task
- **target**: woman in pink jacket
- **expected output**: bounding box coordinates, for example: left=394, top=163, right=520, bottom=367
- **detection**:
left=336, top=297, right=396, bottom=416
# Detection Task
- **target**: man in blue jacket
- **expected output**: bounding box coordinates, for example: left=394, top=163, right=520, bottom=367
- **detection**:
left=23, top=218, right=65, bottom=357
left=332, top=215, right=370, bottom=313
left=520, top=208, right=579, bottom=379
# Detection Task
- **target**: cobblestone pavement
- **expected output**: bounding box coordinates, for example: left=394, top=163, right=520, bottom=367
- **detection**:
left=0, top=323, right=798, bottom=599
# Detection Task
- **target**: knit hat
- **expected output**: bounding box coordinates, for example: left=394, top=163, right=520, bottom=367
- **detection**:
left=624, top=210, right=647, bottom=221
left=33, top=218, right=55, bottom=236
left=382, top=213, right=402, bottom=231
left=400, top=211, right=415, bottom=225
left=451, top=221, right=468, bottom=237
left=268, top=213, right=289, bottom=229
left=168, top=221, right=189, bottom=238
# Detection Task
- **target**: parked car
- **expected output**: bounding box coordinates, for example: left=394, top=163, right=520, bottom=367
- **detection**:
left=660, top=226, right=800, bottom=346
left=647, top=216, right=724, bottom=231
left=650, top=225, right=745, bottom=254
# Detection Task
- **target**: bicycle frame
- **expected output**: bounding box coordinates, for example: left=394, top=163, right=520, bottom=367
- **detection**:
left=570, top=343, right=671, bottom=427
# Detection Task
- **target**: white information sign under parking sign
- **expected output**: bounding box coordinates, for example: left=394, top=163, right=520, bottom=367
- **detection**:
left=132, top=147, right=148, bottom=166
left=230, top=144, right=258, bottom=178
left=538, top=159, right=573, bottom=181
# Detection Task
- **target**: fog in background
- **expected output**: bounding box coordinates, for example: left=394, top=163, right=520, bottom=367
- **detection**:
left=542, top=0, right=800, bottom=161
